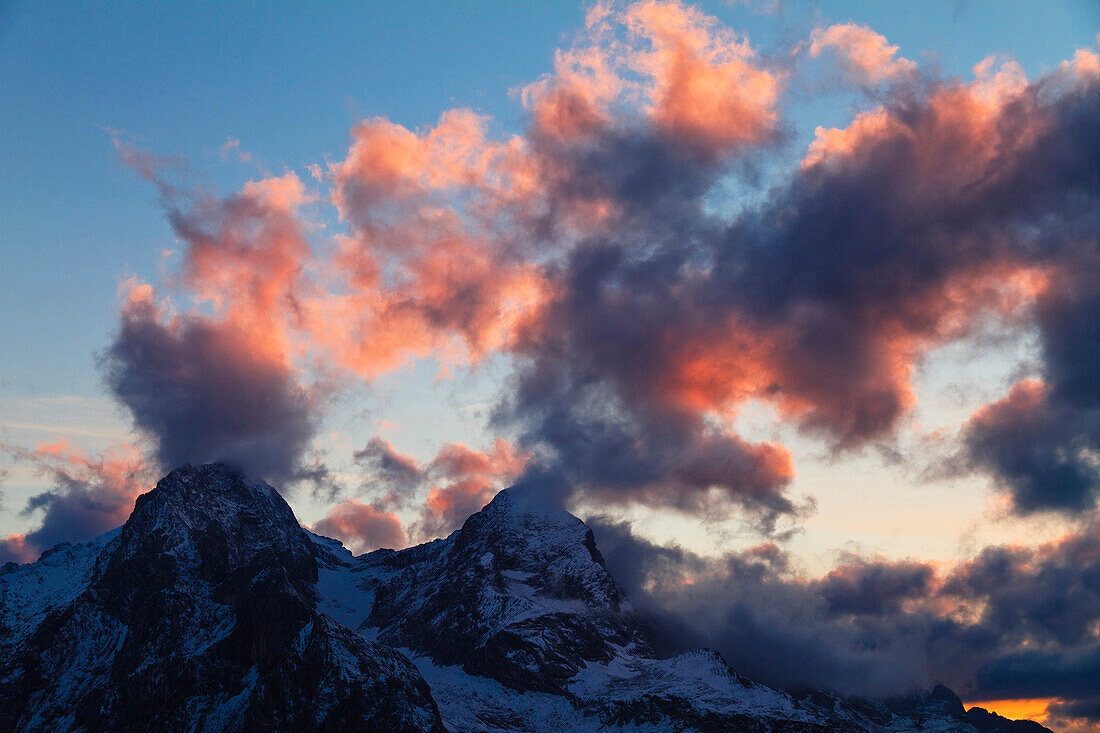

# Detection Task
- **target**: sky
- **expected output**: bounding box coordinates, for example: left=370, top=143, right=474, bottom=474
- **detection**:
left=2, top=0, right=1100, bottom=729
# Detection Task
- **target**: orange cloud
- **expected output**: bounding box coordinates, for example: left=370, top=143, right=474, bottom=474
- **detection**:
left=970, top=378, right=1047, bottom=425
left=520, top=3, right=623, bottom=143
left=179, top=172, right=311, bottom=359
left=429, top=438, right=529, bottom=479
left=350, top=435, right=530, bottom=542
left=331, top=109, right=502, bottom=227
left=624, top=0, right=781, bottom=155
left=417, top=438, right=531, bottom=537
left=803, top=57, right=1037, bottom=181
left=520, top=0, right=783, bottom=157
left=424, top=477, right=497, bottom=530
left=0, top=534, right=36, bottom=564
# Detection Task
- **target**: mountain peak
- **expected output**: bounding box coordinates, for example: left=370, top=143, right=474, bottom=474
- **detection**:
left=121, top=462, right=315, bottom=580
left=0, top=464, right=445, bottom=731
left=142, top=462, right=287, bottom=520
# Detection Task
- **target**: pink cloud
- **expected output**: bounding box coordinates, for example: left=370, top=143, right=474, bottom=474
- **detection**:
left=313, top=499, right=408, bottom=554
left=809, top=23, right=917, bottom=85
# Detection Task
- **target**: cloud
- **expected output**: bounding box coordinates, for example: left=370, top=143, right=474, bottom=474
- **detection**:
left=309, top=438, right=532, bottom=551
left=333, top=18, right=1092, bottom=531
left=589, top=516, right=1100, bottom=717
left=217, top=136, right=251, bottom=163
left=415, top=438, right=529, bottom=539
left=621, top=0, right=783, bottom=156
left=808, top=23, right=917, bottom=85
left=0, top=440, right=153, bottom=564
left=976, top=646, right=1100, bottom=701
left=818, top=558, right=935, bottom=615
left=98, top=6, right=1100, bottom=535
left=327, top=436, right=529, bottom=544
left=312, top=499, right=407, bottom=554
left=964, top=379, right=1100, bottom=513
left=103, top=286, right=318, bottom=484
left=494, top=25, right=1098, bottom=525
left=353, top=437, right=424, bottom=487
left=108, top=4, right=1095, bottom=529
left=519, top=0, right=783, bottom=158
left=587, top=516, right=931, bottom=696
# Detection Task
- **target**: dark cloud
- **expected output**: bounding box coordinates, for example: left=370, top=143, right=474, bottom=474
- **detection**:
left=975, top=645, right=1100, bottom=700
left=499, top=136, right=798, bottom=526
left=353, top=437, right=424, bottom=488
left=0, top=443, right=151, bottom=564
left=964, top=379, right=1100, bottom=513
left=962, top=270, right=1100, bottom=515
left=103, top=295, right=317, bottom=484
left=818, top=558, right=934, bottom=616
left=588, top=515, right=1100, bottom=720
left=943, top=529, right=1100, bottom=650
left=16, top=482, right=127, bottom=556
left=587, top=516, right=931, bottom=696
left=1050, top=694, right=1100, bottom=726
left=722, top=74, right=1100, bottom=445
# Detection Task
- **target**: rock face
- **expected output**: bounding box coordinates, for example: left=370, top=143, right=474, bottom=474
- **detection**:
left=358, top=490, right=649, bottom=693
left=0, top=464, right=1052, bottom=732
left=0, top=464, right=443, bottom=732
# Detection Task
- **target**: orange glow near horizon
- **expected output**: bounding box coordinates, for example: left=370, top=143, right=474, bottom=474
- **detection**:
left=964, top=698, right=1053, bottom=724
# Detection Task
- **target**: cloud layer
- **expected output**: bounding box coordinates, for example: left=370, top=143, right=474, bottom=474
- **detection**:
left=590, top=516, right=1100, bottom=723
left=312, top=437, right=528, bottom=552
left=97, top=4, right=1100, bottom=525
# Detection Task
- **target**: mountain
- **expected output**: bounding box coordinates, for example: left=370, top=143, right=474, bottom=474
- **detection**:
left=0, top=464, right=1051, bottom=732
left=0, top=464, right=442, bottom=732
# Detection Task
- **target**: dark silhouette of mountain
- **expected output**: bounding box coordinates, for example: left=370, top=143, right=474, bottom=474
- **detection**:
left=0, top=464, right=1051, bottom=732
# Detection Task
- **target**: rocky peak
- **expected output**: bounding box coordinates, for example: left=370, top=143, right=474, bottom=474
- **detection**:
left=116, top=462, right=317, bottom=590
left=450, top=487, right=627, bottom=612
left=129, top=462, right=303, bottom=542
left=349, top=486, right=652, bottom=695
left=931, top=684, right=967, bottom=716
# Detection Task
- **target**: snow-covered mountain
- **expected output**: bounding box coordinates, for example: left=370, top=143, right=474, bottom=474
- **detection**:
left=0, top=464, right=1050, bottom=732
